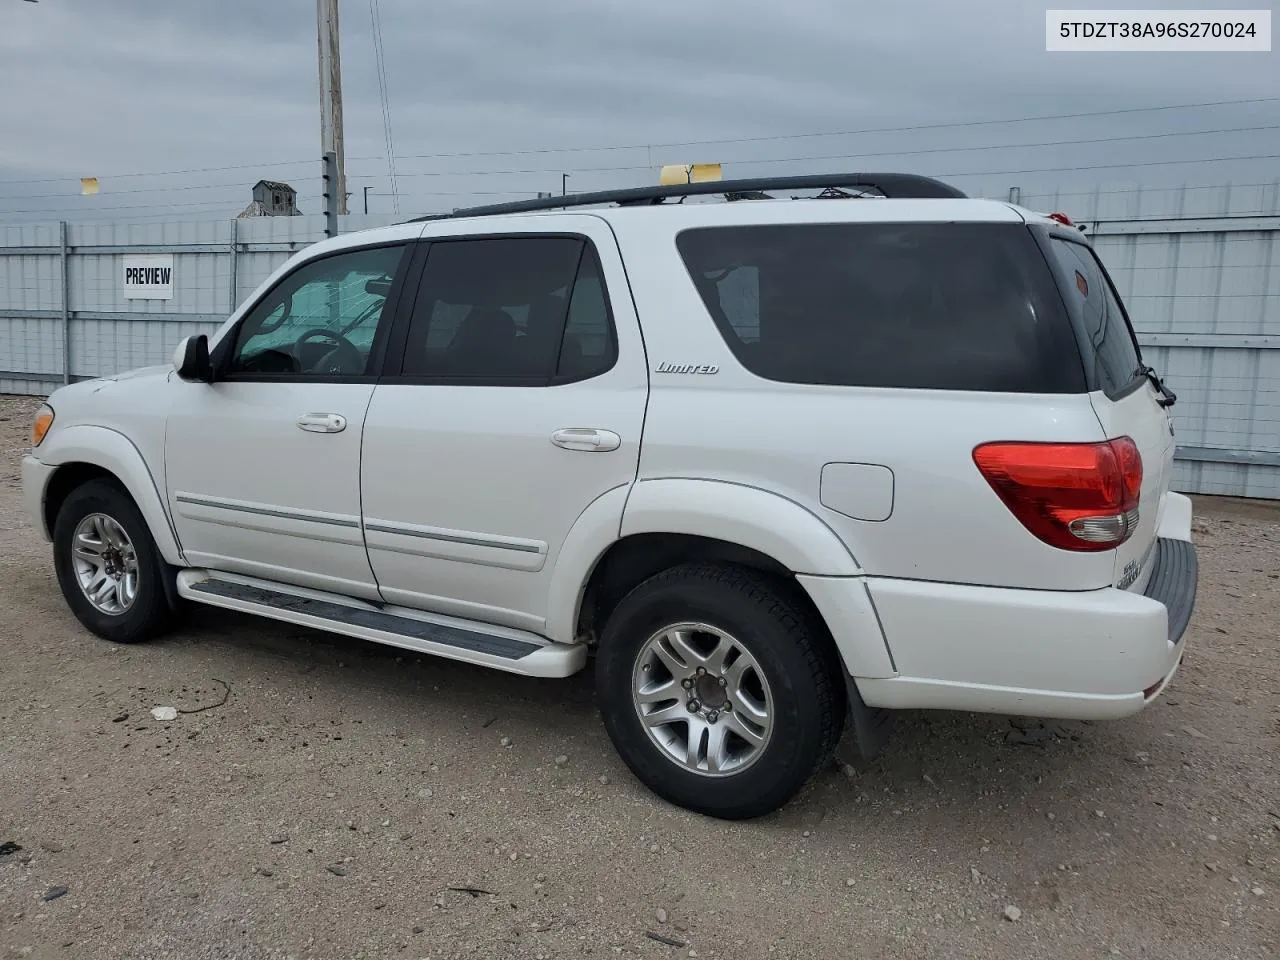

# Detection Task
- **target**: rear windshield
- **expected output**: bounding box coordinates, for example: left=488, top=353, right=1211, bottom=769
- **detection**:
left=675, top=222, right=1085, bottom=393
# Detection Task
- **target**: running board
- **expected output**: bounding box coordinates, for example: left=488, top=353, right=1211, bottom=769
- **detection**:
left=175, top=571, right=586, bottom=678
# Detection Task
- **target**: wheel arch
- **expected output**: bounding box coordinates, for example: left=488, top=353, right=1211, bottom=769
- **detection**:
left=548, top=479, right=894, bottom=678
left=37, top=425, right=184, bottom=565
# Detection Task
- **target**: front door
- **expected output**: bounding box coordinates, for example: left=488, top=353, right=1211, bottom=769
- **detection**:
left=359, top=222, right=649, bottom=633
left=164, top=241, right=411, bottom=600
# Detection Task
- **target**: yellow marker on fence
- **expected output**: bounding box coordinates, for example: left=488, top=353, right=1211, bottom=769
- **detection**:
left=658, top=164, right=722, bottom=185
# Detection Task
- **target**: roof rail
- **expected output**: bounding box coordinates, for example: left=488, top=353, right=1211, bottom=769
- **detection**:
left=408, top=172, right=966, bottom=222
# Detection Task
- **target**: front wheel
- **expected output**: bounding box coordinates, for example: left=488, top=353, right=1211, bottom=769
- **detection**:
left=52, top=479, right=175, bottom=644
left=596, top=563, right=845, bottom=820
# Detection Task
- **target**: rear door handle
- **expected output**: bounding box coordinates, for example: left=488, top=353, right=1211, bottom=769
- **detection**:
left=296, top=412, right=347, bottom=434
left=551, top=428, right=621, bottom=452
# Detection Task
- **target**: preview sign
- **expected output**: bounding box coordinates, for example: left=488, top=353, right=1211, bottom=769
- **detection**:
left=122, top=255, right=174, bottom=300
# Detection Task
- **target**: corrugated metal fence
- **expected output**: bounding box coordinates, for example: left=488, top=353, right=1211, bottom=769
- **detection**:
left=0, top=213, right=398, bottom=396
left=2, top=184, right=1279, bottom=498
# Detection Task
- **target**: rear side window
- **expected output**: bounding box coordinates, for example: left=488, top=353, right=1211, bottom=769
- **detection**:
left=676, top=223, right=1084, bottom=393
left=1047, top=238, right=1142, bottom=395
left=559, top=246, right=617, bottom=380
left=399, top=237, right=617, bottom=383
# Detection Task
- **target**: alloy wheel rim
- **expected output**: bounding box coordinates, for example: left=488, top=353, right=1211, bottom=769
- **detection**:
left=71, top=513, right=139, bottom=616
left=631, top=621, right=774, bottom=777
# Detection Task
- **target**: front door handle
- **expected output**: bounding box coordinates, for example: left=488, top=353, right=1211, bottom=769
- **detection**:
left=551, top=427, right=621, bottom=452
left=296, top=412, right=347, bottom=434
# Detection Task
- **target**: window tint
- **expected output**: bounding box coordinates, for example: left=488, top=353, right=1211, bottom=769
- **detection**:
left=227, top=245, right=405, bottom=377
left=676, top=223, right=1085, bottom=393
left=400, top=237, right=616, bottom=383
left=558, top=246, right=617, bottom=380
left=1048, top=238, right=1142, bottom=394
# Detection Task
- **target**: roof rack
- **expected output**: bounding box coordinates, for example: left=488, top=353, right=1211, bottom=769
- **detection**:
left=409, top=172, right=966, bottom=222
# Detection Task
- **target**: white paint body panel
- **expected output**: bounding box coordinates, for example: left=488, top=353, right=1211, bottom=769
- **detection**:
left=859, top=575, right=1183, bottom=719
left=21, top=369, right=182, bottom=562
left=164, top=380, right=380, bottom=599
left=619, top=478, right=862, bottom=576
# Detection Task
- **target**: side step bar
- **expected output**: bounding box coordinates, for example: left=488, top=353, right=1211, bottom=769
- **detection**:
left=176, top=571, right=587, bottom=678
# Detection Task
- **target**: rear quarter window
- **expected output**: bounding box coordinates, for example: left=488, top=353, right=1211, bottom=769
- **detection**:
left=675, top=222, right=1085, bottom=394
left=1046, top=237, right=1143, bottom=395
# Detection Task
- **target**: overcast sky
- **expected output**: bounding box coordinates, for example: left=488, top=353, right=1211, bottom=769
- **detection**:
left=0, top=0, right=1276, bottom=222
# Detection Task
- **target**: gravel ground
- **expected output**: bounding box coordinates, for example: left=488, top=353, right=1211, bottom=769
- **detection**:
left=0, top=393, right=1277, bottom=960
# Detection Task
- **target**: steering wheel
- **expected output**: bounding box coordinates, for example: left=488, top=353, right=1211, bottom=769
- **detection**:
left=292, top=328, right=365, bottom=375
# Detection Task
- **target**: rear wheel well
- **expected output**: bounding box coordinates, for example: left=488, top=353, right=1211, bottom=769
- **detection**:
left=43, top=463, right=120, bottom=536
left=578, top=534, right=832, bottom=650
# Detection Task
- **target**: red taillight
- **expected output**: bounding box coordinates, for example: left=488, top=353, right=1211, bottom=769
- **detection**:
left=973, top=438, right=1143, bottom=552
left=1048, top=211, right=1074, bottom=226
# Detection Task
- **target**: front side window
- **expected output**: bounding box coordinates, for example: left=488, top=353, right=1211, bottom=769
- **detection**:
left=399, top=236, right=617, bottom=383
left=226, top=244, right=406, bottom=378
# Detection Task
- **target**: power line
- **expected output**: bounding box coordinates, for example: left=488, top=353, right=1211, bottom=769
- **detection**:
left=1, top=207, right=241, bottom=224
left=0, top=158, right=323, bottom=187
left=377, top=123, right=1280, bottom=180
left=368, top=0, right=400, bottom=215
left=931, top=153, right=1280, bottom=180
left=719, top=125, right=1280, bottom=173
left=1012, top=179, right=1280, bottom=200
left=6, top=120, right=1273, bottom=210
left=0, top=169, right=409, bottom=202
left=6, top=161, right=1278, bottom=221
left=2, top=187, right=540, bottom=216
left=1, top=197, right=253, bottom=215
left=2, top=94, right=1275, bottom=188
left=389, top=95, right=1280, bottom=161
left=5, top=117, right=1272, bottom=203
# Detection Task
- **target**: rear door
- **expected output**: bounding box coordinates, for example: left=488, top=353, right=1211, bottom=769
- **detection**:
left=1044, top=233, right=1176, bottom=592
left=359, top=217, right=649, bottom=634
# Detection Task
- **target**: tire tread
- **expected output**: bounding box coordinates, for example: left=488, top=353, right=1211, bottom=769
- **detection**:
left=52, top=479, right=174, bottom=644
left=596, top=561, right=845, bottom=819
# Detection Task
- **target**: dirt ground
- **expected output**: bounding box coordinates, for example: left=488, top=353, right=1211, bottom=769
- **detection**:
left=0, top=393, right=1276, bottom=960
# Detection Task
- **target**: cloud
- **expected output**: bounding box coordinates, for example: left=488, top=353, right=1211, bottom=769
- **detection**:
left=0, top=0, right=1275, bottom=221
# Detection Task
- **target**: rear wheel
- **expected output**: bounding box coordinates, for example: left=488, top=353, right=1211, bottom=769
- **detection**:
left=596, top=563, right=844, bottom=819
left=52, top=479, right=175, bottom=644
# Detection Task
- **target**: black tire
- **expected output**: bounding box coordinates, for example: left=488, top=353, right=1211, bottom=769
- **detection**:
left=596, top=562, right=845, bottom=820
left=52, top=479, right=175, bottom=644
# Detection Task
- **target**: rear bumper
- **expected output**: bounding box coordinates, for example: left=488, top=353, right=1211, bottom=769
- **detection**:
left=1143, top=536, right=1197, bottom=645
left=855, top=536, right=1199, bottom=721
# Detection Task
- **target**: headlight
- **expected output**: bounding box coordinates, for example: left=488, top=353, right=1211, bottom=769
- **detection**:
left=31, top=403, right=54, bottom=447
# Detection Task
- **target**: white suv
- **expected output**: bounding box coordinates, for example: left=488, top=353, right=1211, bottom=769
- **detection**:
left=22, top=173, right=1198, bottom=819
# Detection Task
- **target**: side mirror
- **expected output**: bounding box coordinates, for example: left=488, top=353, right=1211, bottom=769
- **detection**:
left=173, top=335, right=213, bottom=383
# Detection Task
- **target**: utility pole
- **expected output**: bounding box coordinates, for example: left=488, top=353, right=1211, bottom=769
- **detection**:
left=317, top=0, right=348, bottom=217
left=321, top=152, right=339, bottom=238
